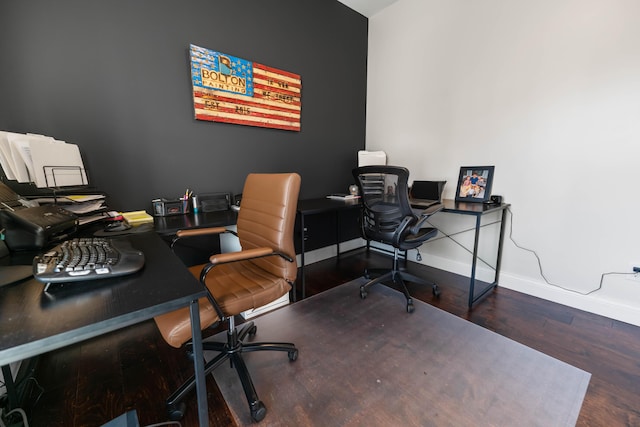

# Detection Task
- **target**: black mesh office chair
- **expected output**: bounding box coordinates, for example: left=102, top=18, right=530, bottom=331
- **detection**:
left=352, top=165, right=442, bottom=313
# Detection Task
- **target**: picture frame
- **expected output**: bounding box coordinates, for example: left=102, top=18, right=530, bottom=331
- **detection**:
left=454, top=166, right=495, bottom=203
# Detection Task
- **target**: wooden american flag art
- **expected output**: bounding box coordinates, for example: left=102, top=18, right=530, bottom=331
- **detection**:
left=190, top=44, right=302, bottom=131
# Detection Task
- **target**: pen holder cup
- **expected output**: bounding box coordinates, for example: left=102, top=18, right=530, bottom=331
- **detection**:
left=181, top=199, right=190, bottom=213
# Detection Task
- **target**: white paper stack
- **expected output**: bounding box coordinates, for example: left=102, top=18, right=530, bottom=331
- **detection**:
left=0, top=131, right=88, bottom=188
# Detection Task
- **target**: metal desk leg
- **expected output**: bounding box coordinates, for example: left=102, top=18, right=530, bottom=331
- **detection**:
left=494, top=208, right=508, bottom=285
left=468, top=215, right=482, bottom=308
left=190, top=299, right=209, bottom=427
left=468, top=207, right=508, bottom=308
left=299, top=213, right=306, bottom=300
left=335, top=211, right=341, bottom=258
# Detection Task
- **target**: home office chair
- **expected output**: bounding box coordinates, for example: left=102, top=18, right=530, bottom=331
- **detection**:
left=352, top=165, right=441, bottom=313
left=153, top=172, right=301, bottom=422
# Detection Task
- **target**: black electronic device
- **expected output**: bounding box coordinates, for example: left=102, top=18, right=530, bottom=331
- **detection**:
left=199, top=192, right=231, bottom=212
left=410, top=180, right=446, bottom=209
left=0, top=205, right=78, bottom=250
left=32, top=237, right=145, bottom=288
left=484, top=195, right=503, bottom=205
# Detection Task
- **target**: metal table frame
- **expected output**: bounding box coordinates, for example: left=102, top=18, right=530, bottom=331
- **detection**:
left=437, top=200, right=510, bottom=308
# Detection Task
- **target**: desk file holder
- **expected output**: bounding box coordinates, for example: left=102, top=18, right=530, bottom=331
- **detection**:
left=43, top=165, right=88, bottom=189
left=152, top=198, right=189, bottom=216
left=5, top=165, right=91, bottom=202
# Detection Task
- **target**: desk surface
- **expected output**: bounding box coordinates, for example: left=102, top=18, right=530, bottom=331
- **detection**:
left=0, top=231, right=207, bottom=366
left=153, top=198, right=363, bottom=234
left=295, top=197, right=509, bottom=216
left=440, top=199, right=510, bottom=215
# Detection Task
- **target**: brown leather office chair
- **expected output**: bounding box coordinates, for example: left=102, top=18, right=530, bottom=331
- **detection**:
left=352, top=166, right=441, bottom=313
left=154, top=172, right=301, bottom=422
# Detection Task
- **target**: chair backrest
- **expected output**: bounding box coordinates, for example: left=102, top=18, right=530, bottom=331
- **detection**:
left=352, top=165, right=415, bottom=247
left=236, top=173, right=301, bottom=282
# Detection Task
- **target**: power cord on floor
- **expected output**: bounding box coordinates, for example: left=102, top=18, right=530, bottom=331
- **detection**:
left=505, top=206, right=635, bottom=296
left=423, top=206, right=636, bottom=296
left=0, top=407, right=29, bottom=427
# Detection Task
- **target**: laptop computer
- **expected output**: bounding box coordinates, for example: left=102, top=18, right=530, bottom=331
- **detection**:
left=410, top=180, right=446, bottom=209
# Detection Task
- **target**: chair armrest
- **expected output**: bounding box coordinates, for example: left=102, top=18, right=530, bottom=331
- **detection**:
left=409, top=203, right=443, bottom=235
left=176, top=227, right=229, bottom=238
left=170, top=226, right=237, bottom=249
left=208, top=247, right=274, bottom=265
left=420, top=203, right=443, bottom=216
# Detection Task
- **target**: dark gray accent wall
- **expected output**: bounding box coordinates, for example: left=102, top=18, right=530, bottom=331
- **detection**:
left=0, top=0, right=367, bottom=211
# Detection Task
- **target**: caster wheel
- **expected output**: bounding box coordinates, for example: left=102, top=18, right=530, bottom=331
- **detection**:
left=251, top=400, right=267, bottom=422
left=360, top=288, right=367, bottom=299
left=167, top=401, right=186, bottom=421
left=432, top=285, right=441, bottom=298
left=406, top=298, right=414, bottom=313
left=288, top=349, right=299, bottom=361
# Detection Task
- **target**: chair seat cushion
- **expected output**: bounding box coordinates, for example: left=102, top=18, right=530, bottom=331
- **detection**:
left=154, top=259, right=292, bottom=348
left=399, top=227, right=438, bottom=249
left=200, top=260, right=292, bottom=316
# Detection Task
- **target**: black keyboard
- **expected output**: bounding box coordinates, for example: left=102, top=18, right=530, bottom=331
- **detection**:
left=33, top=237, right=145, bottom=285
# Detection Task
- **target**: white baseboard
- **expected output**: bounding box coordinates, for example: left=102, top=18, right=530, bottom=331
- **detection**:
left=362, top=243, right=640, bottom=327
left=498, top=273, right=640, bottom=327
left=296, top=238, right=367, bottom=266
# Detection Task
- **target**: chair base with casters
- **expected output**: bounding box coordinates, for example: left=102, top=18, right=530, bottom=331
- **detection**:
left=361, top=246, right=440, bottom=313
left=165, top=315, right=298, bottom=423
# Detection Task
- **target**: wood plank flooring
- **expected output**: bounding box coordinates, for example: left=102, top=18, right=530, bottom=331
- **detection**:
left=26, top=248, right=640, bottom=426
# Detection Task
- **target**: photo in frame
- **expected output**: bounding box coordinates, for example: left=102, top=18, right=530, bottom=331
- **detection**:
left=455, top=166, right=495, bottom=203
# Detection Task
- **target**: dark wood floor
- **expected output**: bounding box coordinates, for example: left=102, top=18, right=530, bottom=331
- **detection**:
left=24, top=248, right=640, bottom=426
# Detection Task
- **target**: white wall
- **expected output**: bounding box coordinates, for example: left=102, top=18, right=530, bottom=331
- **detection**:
left=366, top=0, right=640, bottom=325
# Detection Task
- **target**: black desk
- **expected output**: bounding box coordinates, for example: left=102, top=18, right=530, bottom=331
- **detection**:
left=436, top=199, right=510, bottom=308
left=296, top=197, right=362, bottom=300
left=0, top=232, right=211, bottom=426
left=295, top=198, right=510, bottom=307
